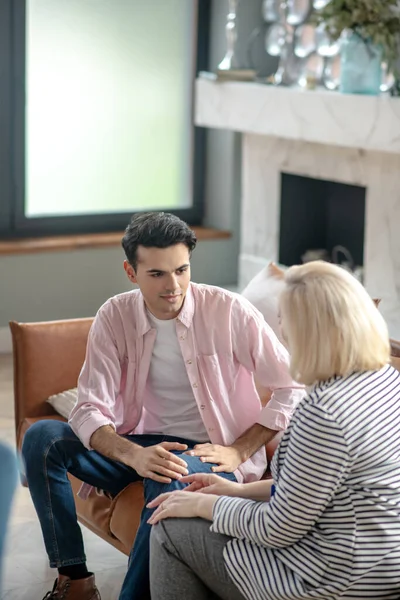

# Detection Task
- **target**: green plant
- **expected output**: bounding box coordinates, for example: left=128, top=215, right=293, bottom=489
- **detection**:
left=314, top=0, right=400, bottom=68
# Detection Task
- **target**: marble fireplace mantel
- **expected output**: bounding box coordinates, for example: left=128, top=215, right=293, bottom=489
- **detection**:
left=195, top=78, right=400, bottom=338
left=195, top=78, right=400, bottom=154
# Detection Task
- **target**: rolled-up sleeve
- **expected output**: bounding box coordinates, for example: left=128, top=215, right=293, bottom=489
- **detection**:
left=232, top=298, right=304, bottom=431
left=257, top=388, right=303, bottom=431
left=69, top=305, right=123, bottom=449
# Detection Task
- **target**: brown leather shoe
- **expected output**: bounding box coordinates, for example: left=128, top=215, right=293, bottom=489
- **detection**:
left=42, top=574, right=101, bottom=599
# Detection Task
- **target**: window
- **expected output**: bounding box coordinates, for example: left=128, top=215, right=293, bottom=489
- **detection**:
left=0, top=0, right=210, bottom=238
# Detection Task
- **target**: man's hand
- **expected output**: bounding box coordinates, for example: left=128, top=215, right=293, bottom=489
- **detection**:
left=129, top=442, right=189, bottom=484
left=90, top=427, right=189, bottom=483
left=147, top=490, right=218, bottom=524
left=185, top=443, right=244, bottom=472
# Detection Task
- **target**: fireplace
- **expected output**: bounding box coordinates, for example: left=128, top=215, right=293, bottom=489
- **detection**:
left=235, top=133, right=400, bottom=338
left=278, top=173, right=366, bottom=270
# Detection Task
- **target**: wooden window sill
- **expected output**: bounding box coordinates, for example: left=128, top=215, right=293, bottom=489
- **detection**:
left=0, top=227, right=231, bottom=257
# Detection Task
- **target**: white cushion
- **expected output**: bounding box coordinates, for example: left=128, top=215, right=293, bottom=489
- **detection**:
left=242, top=263, right=381, bottom=345
left=47, top=388, right=78, bottom=420
left=241, top=262, right=285, bottom=343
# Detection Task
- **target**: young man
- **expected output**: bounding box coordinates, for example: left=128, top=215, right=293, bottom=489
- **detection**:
left=22, top=212, right=304, bottom=600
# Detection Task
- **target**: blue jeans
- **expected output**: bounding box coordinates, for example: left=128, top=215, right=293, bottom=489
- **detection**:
left=22, top=420, right=236, bottom=600
left=0, top=441, right=18, bottom=590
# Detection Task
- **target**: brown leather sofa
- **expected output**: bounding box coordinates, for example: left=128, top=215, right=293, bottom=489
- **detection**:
left=9, top=318, right=400, bottom=557
left=9, top=318, right=283, bottom=556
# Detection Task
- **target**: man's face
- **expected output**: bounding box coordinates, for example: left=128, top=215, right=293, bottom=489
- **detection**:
left=124, top=243, right=191, bottom=320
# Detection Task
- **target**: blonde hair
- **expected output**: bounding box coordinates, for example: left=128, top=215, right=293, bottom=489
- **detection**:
left=280, top=261, right=390, bottom=386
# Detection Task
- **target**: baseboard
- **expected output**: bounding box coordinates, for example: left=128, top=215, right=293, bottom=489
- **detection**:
left=0, top=327, right=12, bottom=354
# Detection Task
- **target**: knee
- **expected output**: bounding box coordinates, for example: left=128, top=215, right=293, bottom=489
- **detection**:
left=181, top=454, right=209, bottom=474
left=22, top=420, right=72, bottom=464
left=144, top=478, right=180, bottom=502
left=150, top=519, right=179, bottom=554
left=144, top=471, right=195, bottom=506
left=144, top=456, right=210, bottom=501
left=150, top=521, right=166, bottom=553
left=151, top=518, right=198, bottom=560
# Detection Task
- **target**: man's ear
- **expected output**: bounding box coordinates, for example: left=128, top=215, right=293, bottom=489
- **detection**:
left=124, top=260, right=137, bottom=284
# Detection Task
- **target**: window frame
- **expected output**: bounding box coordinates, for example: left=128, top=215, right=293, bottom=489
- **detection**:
left=0, top=0, right=14, bottom=236
left=1, top=0, right=210, bottom=239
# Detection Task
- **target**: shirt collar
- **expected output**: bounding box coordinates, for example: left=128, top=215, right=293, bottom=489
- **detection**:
left=136, top=295, right=152, bottom=338
left=136, top=282, right=195, bottom=336
left=176, top=282, right=195, bottom=329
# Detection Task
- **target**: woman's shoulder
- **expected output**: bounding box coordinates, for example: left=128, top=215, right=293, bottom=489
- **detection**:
left=305, top=365, right=399, bottom=416
left=316, top=365, right=396, bottom=392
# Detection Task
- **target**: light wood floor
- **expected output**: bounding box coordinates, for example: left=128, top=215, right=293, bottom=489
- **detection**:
left=0, top=355, right=127, bottom=600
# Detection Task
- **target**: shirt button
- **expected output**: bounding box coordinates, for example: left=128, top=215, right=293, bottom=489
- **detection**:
left=180, top=335, right=185, bottom=340
left=200, top=404, right=206, bottom=409
left=193, top=382, right=198, bottom=388
left=186, top=359, right=192, bottom=365
left=208, top=427, right=214, bottom=432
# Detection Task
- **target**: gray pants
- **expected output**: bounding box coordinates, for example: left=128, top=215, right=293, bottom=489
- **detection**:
left=150, top=518, right=246, bottom=600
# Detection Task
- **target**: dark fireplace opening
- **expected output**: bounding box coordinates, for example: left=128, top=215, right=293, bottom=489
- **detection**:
left=278, top=173, right=366, bottom=269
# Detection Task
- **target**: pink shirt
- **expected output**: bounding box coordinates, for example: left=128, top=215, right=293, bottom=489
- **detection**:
left=69, top=283, right=304, bottom=485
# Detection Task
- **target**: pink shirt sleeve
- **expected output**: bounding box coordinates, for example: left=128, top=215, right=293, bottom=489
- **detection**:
left=68, top=305, right=123, bottom=449
left=232, top=298, right=305, bottom=431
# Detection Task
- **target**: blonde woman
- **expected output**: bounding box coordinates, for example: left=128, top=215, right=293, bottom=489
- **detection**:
left=147, top=261, right=400, bottom=600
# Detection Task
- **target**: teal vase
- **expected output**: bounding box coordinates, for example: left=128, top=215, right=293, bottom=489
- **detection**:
left=340, top=31, right=382, bottom=95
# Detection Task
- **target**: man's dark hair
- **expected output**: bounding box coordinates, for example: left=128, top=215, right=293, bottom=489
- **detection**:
left=121, top=212, right=197, bottom=269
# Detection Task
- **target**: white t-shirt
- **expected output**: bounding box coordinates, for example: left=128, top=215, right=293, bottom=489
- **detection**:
left=141, top=311, right=209, bottom=442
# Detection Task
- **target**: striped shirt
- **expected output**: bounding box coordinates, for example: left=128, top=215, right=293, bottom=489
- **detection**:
left=211, top=365, right=400, bottom=599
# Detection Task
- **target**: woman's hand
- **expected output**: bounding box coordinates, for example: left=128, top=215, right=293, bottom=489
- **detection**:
left=181, top=474, right=275, bottom=502
left=181, top=473, right=245, bottom=497
left=147, top=490, right=218, bottom=525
